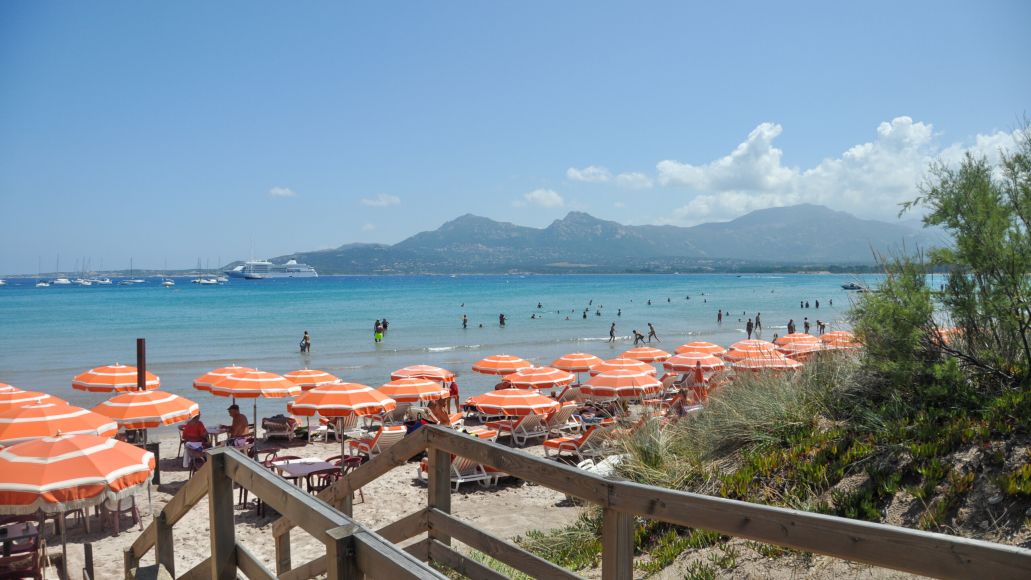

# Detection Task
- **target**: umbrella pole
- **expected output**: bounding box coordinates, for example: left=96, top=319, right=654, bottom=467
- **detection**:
left=61, top=518, right=68, bottom=579
left=253, top=400, right=259, bottom=440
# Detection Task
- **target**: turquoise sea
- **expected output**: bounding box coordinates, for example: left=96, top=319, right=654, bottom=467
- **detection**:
left=0, top=274, right=877, bottom=428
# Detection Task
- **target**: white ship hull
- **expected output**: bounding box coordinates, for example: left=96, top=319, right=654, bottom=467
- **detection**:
left=225, top=259, right=318, bottom=279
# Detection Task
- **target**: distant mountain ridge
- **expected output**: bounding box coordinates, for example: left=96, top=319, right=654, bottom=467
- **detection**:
left=272, top=204, right=943, bottom=274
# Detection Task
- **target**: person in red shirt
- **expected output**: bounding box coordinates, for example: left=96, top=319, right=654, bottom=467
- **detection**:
left=181, top=414, right=208, bottom=468
left=447, top=381, right=459, bottom=413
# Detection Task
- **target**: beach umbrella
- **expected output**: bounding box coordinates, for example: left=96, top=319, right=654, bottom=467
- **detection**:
left=73, top=364, right=159, bottom=393
left=466, top=389, right=561, bottom=417
left=774, top=333, right=821, bottom=346
left=289, top=382, right=396, bottom=418
left=663, top=353, right=726, bottom=373
left=588, top=358, right=657, bottom=377
left=472, top=355, right=533, bottom=376
left=284, top=368, right=340, bottom=391
left=675, top=341, right=727, bottom=356
left=501, top=367, right=575, bottom=391
left=208, top=370, right=301, bottom=438
left=551, top=353, right=603, bottom=374
left=582, top=369, right=662, bottom=401
left=0, top=434, right=154, bottom=566
left=377, top=378, right=448, bottom=404
left=0, top=389, right=66, bottom=414
left=92, top=391, right=199, bottom=430
left=0, top=383, right=15, bottom=393
left=731, top=355, right=803, bottom=372
left=0, top=403, right=118, bottom=447
left=824, top=338, right=862, bottom=351
left=620, top=347, right=671, bottom=363
left=728, top=339, right=778, bottom=354
left=193, top=365, right=255, bottom=392
left=777, top=341, right=827, bottom=361
left=390, top=365, right=456, bottom=383
left=820, top=330, right=856, bottom=343
left=722, top=348, right=784, bottom=362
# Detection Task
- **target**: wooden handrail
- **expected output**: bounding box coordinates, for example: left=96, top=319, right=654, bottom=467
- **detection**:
left=128, top=459, right=212, bottom=565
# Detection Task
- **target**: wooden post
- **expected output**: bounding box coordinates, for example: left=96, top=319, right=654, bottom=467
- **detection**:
left=426, top=447, right=452, bottom=548
left=83, top=542, right=94, bottom=580
left=136, top=338, right=146, bottom=391
left=325, top=524, right=359, bottom=579
left=123, top=548, right=137, bottom=580
left=341, top=484, right=354, bottom=517
left=601, top=508, right=633, bottom=580
left=275, top=530, right=291, bottom=576
left=207, top=452, right=236, bottom=579
left=155, top=511, right=175, bottom=577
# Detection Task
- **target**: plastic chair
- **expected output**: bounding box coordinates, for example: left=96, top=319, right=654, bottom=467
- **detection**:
left=100, top=496, right=142, bottom=536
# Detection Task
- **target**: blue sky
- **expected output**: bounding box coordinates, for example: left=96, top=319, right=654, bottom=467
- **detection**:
left=1, top=1, right=1028, bottom=274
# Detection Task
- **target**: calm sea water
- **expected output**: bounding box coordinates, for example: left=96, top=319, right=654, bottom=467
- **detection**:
left=0, top=274, right=876, bottom=427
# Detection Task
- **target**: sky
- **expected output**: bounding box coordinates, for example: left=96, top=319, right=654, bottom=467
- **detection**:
left=1, top=1, right=1029, bottom=275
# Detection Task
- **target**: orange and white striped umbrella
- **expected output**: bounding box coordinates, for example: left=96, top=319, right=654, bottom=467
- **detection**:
left=675, top=341, right=726, bottom=356
left=551, top=353, right=604, bottom=373
left=731, top=355, right=803, bottom=372
left=0, top=435, right=154, bottom=515
left=582, top=369, right=662, bottom=400
left=774, top=333, right=821, bottom=346
left=390, top=365, right=456, bottom=383
left=722, top=348, right=783, bottom=362
left=588, top=358, right=657, bottom=377
left=208, top=370, right=301, bottom=399
left=820, top=330, right=856, bottom=343
left=501, top=367, right=575, bottom=390
left=284, top=369, right=340, bottom=391
left=467, top=389, right=561, bottom=416
left=0, top=389, right=66, bottom=414
left=663, top=353, right=726, bottom=373
left=728, top=339, right=778, bottom=354
left=0, top=404, right=118, bottom=446
left=193, top=365, right=255, bottom=392
left=472, top=355, right=533, bottom=375
left=378, top=378, right=448, bottom=404
left=620, top=347, right=671, bottom=363
left=777, top=341, right=827, bottom=360
left=289, top=383, right=396, bottom=417
left=72, top=364, right=159, bottom=393
left=0, top=383, right=15, bottom=393
left=824, top=338, right=862, bottom=351
left=92, top=391, right=199, bottom=430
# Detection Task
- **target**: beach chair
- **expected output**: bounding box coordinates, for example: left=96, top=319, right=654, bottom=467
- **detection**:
left=262, top=416, right=296, bottom=442
left=0, top=516, right=42, bottom=580
left=99, top=495, right=142, bottom=536
left=554, top=384, right=581, bottom=403
left=543, top=425, right=612, bottom=461
left=366, top=403, right=411, bottom=427
left=306, top=467, right=342, bottom=494
left=417, top=454, right=495, bottom=491
left=542, top=403, right=582, bottom=437
left=346, top=425, right=407, bottom=459
left=485, top=413, right=548, bottom=446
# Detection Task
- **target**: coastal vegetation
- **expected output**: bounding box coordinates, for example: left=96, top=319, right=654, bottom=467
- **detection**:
left=515, top=126, right=1031, bottom=576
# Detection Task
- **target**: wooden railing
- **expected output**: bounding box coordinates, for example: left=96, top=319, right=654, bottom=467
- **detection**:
left=124, top=448, right=443, bottom=579
left=268, top=425, right=1031, bottom=580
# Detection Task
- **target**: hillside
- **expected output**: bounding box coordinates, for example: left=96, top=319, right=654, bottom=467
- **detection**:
left=272, top=204, right=941, bottom=274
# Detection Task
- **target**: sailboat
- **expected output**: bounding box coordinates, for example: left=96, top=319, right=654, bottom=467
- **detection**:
left=160, top=258, right=175, bottom=286
left=35, top=257, right=50, bottom=287
left=119, top=258, right=146, bottom=285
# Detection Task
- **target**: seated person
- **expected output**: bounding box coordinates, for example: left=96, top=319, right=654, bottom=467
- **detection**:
left=182, top=414, right=209, bottom=467
left=225, top=404, right=250, bottom=444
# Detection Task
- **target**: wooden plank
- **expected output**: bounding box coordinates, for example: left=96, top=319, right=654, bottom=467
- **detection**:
left=403, top=537, right=431, bottom=561
left=207, top=451, right=237, bottom=580
left=176, top=556, right=211, bottom=580
left=83, top=542, right=93, bottom=580
left=423, top=425, right=610, bottom=503
left=354, top=529, right=447, bottom=579
left=274, top=529, right=291, bottom=576
left=272, top=428, right=429, bottom=539
left=605, top=480, right=1031, bottom=580
left=425, top=509, right=579, bottom=580
left=426, top=539, right=507, bottom=580
left=235, top=542, right=276, bottom=580
left=278, top=556, right=326, bottom=580
left=426, top=447, right=452, bottom=546
left=601, top=508, right=634, bottom=580
left=129, top=460, right=211, bottom=560
left=154, top=511, right=175, bottom=577
left=122, top=548, right=136, bottom=580
left=221, top=449, right=351, bottom=543
left=325, top=524, right=359, bottom=579
left=375, top=508, right=428, bottom=544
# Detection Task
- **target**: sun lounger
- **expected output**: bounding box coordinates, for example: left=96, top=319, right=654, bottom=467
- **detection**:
left=485, top=413, right=548, bottom=446
left=262, top=416, right=297, bottom=442
left=346, top=425, right=406, bottom=459
left=543, top=425, right=612, bottom=461
left=417, top=453, right=496, bottom=491
left=542, top=403, right=582, bottom=437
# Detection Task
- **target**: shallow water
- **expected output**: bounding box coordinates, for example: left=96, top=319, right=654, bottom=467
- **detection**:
left=0, top=273, right=876, bottom=427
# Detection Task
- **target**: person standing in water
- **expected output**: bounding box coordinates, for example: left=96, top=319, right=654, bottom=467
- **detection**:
left=299, top=331, right=311, bottom=353
left=746, top=318, right=754, bottom=339
left=717, top=309, right=723, bottom=324
left=647, top=322, right=660, bottom=343
left=754, top=313, right=762, bottom=332
left=787, top=319, right=796, bottom=335
left=609, top=323, right=616, bottom=342
left=381, top=318, right=389, bottom=333
left=803, top=317, right=810, bottom=334
left=633, top=329, right=646, bottom=346
left=499, top=313, right=506, bottom=327
left=462, top=314, right=468, bottom=329
left=374, top=320, right=384, bottom=343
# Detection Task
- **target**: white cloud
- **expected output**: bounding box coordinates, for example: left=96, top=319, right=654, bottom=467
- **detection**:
left=649, top=117, right=1022, bottom=225
left=267, top=186, right=297, bottom=198
left=361, top=223, right=376, bottom=232
left=566, top=165, right=612, bottom=183
left=516, top=188, right=565, bottom=208
left=361, top=193, right=401, bottom=207
left=615, top=172, right=654, bottom=189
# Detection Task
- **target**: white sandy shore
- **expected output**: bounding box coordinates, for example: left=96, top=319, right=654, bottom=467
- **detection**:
left=58, top=431, right=582, bottom=579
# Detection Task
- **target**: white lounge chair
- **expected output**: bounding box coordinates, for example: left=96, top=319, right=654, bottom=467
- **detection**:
left=485, top=413, right=549, bottom=446
left=543, top=425, right=613, bottom=461
left=417, top=454, right=496, bottom=491
left=346, top=425, right=407, bottom=459
left=543, top=403, right=582, bottom=437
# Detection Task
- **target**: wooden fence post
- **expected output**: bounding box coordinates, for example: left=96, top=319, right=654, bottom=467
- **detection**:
left=208, top=452, right=236, bottom=579
left=601, top=508, right=633, bottom=580
left=123, top=547, right=137, bottom=580
left=275, top=530, right=291, bottom=576
left=154, top=511, right=175, bottom=577
left=426, top=447, right=452, bottom=549
left=326, top=524, right=359, bottom=578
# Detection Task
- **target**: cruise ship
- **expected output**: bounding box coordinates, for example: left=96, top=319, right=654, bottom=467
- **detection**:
left=224, top=259, right=318, bottom=279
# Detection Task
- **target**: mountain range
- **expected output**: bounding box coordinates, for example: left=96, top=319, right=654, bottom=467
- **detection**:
left=267, top=204, right=943, bottom=275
